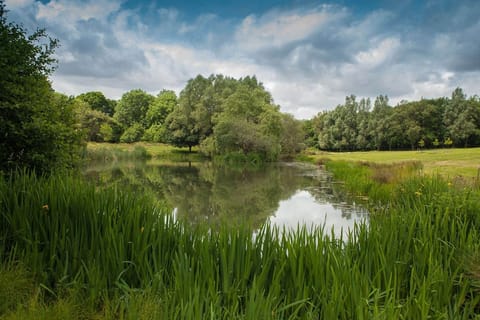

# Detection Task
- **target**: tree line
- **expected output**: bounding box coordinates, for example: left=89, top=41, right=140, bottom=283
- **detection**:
left=305, top=89, right=480, bottom=151
left=73, top=74, right=305, bottom=161
left=1, top=0, right=479, bottom=174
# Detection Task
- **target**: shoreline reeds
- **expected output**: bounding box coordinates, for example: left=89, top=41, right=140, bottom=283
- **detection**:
left=1, top=165, right=480, bottom=319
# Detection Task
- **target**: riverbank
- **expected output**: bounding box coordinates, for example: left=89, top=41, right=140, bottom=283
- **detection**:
left=2, top=154, right=480, bottom=318
left=85, top=142, right=205, bottom=162
left=86, top=143, right=480, bottom=180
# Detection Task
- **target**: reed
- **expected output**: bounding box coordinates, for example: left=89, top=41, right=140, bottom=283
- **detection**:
left=1, top=167, right=480, bottom=319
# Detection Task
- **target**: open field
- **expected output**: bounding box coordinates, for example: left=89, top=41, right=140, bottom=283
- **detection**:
left=307, top=147, right=480, bottom=179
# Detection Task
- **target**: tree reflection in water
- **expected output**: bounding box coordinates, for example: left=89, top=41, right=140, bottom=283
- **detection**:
left=83, top=160, right=368, bottom=233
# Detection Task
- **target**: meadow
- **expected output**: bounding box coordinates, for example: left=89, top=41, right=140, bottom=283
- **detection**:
left=1, top=148, right=480, bottom=319
left=306, top=147, right=480, bottom=179
left=85, top=142, right=204, bottom=162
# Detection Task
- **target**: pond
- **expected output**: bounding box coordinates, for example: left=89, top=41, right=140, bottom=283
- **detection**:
left=83, top=160, right=368, bottom=237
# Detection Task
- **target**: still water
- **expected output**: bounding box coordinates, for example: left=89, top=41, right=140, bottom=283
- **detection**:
left=84, top=160, right=368, bottom=237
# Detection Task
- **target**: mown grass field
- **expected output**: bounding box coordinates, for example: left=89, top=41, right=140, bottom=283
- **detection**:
left=306, top=147, right=480, bottom=179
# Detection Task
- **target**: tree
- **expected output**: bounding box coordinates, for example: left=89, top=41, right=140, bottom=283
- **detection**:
left=76, top=91, right=116, bottom=116
left=145, top=90, right=177, bottom=128
left=0, top=2, right=83, bottom=172
left=444, top=88, right=479, bottom=147
left=370, top=95, right=392, bottom=150
left=73, top=99, right=121, bottom=142
left=165, top=75, right=211, bottom=152
left=114, top=89, right=154, bottom=129
left=120, top=123, right=145, bottom=143
left=142, top=90, right=177, bottom=143
left=280, top=113, right=305, bottom=158
left=211, top=79, right=283, bottom=160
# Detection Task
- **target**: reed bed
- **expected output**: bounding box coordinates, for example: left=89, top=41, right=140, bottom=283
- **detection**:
left=1, top=168, right=480, bottom=319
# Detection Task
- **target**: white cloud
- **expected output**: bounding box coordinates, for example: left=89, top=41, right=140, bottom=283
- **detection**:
left=4, top=0, right=33, bottom=9
left=355, top=37, right=400, bottom=68
left=6, top=0, right=480, bottom=118
left=235, top=7, right=334, bottom=51
left=36, top=0, right=121, bottom=22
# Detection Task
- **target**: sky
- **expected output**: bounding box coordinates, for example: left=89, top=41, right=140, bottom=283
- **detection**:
left=5, top=0, right=480, bottom=119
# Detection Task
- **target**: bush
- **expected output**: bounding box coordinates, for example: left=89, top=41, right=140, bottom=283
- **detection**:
left=120, top=123, right=145, bottom=143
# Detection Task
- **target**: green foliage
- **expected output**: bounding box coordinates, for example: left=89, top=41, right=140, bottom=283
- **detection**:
left=312, top=88, right=480, bottom=151
left=165, top=75, right=215, bottom=151
left=444, top=137, right=453, bottom=147
left=145, top=89, right=177, bottom=128
left=0, top=3, right=83, bottom=173
left=163, top=74, right=295, bottom=160
left=444, top=88, right=480, bottom=147
left=76, top=91, right=116, bottom=116
left=142, top=124, right=166, bottom=143
left=114, top=89, right=154, bottom=128
left=418, top=138, right=425, bottom=148
left=2, top=170, right=480, bottom=318
left=120, top=123, right=144, bottom=143
left=73, top=98, right=121, bottom=142
left=280, top=113, right=305, bottom=158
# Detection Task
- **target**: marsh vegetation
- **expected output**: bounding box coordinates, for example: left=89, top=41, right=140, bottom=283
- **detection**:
left=2, top=159, right=480, bottom=319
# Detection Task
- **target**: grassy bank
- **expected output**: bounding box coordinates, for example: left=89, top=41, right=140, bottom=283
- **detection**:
left=85, top=142, right=205, bottom=162
left=303, top=147, right=480, bottom=179
left=1, top=165, right=480, bottom=318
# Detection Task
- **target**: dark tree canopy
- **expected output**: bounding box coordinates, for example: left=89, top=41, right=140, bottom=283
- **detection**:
left=0, top=1, right=83, bottom=173
left=76, top=91, right=116, bottom=116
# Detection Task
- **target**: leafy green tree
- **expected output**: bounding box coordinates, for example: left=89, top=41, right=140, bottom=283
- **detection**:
left=356, top=98, right=372, bottom=150
left=145, top=90, right=177, bottom=128
left=120, top=123, right=145, bottom=143
left=444, top=88, right=480, bottom=147
left=142, top=90, right=177, bottom=143
left=280, top=113, right=305, bottom=158
left=444, top=137, right=453, bottom=147
left=370, top=95, right=392, bottom=150
left=418, top=138, right=425, bottom=149
left=212, top=79, right=282, bottom=160
left=316, top=111, right=335, bottom=150
left=76, top=91, right=116, bottom=116
left=114, top=89, right=154, bottom=128
left=0, top=2, right=83, bottom=172
left=73, top=99, right=122, bottom=142
left=165, top=76, right=210, bottom=151
left=99, top=123, right=114, bottom=142
left=302, top=119, right=318, bottom=148
left=142, top=124, right=166, bottom=143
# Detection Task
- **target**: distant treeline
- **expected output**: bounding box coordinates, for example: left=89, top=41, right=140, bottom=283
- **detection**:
left=304, top=88, right=480, bottom=151
left=72, top=74, right=305, bottom=162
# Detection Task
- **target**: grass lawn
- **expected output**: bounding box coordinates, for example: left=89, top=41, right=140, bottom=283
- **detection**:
left=307, top=147, right=480, bottom=179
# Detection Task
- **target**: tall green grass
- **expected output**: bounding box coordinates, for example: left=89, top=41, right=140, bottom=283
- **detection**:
left=84, top=145, right=150, bottom=162
left=1, top=168, right=480, bottom=318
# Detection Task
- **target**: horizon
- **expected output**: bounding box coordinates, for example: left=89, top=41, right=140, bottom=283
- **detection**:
left=5, top=0, right=480, bottom=119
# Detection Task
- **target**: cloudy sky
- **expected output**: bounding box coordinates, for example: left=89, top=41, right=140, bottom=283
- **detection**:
left=5, top=0, right=480, bottom=118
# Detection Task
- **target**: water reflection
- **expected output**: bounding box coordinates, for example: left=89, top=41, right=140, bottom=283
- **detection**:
left=83, top=160, right=368, bottom=236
